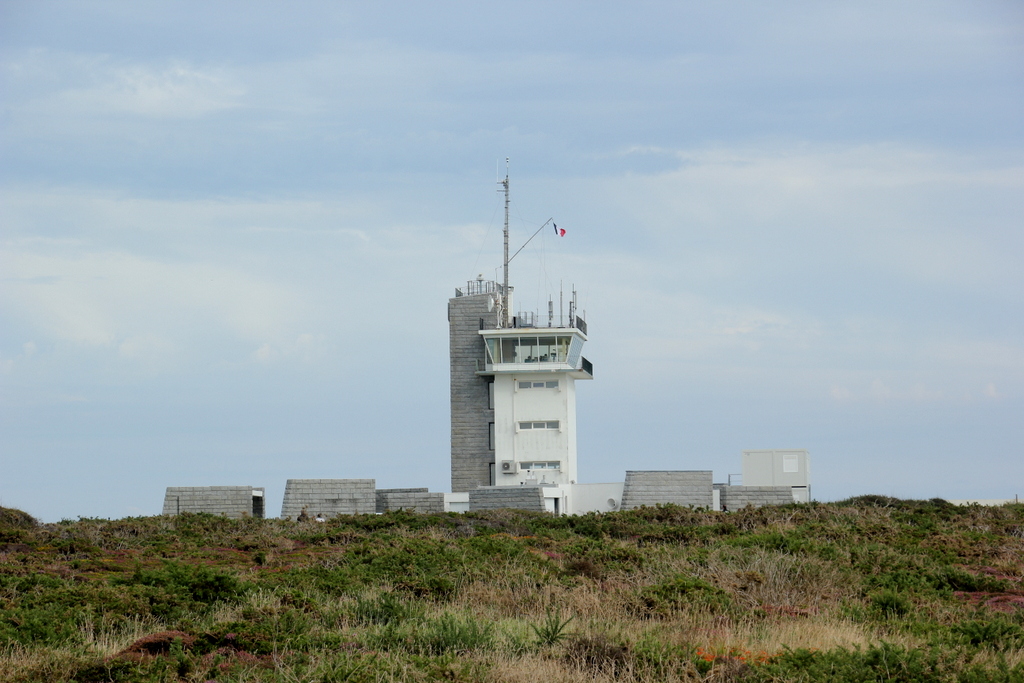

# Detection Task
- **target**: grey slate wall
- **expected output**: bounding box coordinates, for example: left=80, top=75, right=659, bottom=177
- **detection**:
left=162, top=486, right=264, bottom=519
left=621, top=471, right=713, bottom=510
left=468, top=486, right=546, bottom=512
left=376, top=488, right=429, bottom=513
left=449, top=290, right=500, bottom=492
left=719, top=485, right=794, bottom=510
left=376, top=488, right=445, bottom=514
left=281, top=479, right=375, bottom=519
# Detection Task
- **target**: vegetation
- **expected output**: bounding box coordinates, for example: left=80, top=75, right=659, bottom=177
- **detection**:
left=1, top=497, right=1022, bottom=682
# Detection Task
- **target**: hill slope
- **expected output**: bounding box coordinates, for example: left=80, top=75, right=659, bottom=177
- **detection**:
left=1, top=498, right=1022, bottom=682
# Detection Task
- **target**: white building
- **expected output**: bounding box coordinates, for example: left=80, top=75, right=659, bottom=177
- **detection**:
left=444, top=166, right=807, bottom=515
left=482, top=324, right=592, bottom=487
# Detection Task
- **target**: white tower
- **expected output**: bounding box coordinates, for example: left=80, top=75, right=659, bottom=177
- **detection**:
left=481, top=321, right=593, bottom=486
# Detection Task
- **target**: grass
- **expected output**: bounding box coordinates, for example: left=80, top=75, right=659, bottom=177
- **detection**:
left=1, top=498, right=1022, bottom=681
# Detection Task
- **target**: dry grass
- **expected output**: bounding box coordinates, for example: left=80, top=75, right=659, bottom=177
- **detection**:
left=77, top=615, right=167, bottom=658
left=482, top=650, right=699, bottom=683
left=698, top=547, right=853, bottom=611
left=454, top=577, right=639, bottom=623
left=0, top=644, right=86, bottom=683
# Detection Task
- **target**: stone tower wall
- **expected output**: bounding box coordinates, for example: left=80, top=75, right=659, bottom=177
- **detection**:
left=449, top=291, right=500, bottom=492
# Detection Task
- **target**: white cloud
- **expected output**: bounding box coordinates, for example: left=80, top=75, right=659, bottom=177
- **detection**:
left=829, top=385, right=852, bottom=401
left=251, top=343, right=275, bottom=363
left=118, top=333, right=175, bottom=363
left=8, top=51, right=246, bottom=119
left=248, top=334, right=327, bottom=365
left=2, top=247, right=305, bottom=365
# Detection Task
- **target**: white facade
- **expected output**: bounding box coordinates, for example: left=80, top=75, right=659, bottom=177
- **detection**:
left=480, top=326, right=592, bottom=488
left=741, top=449, right=811, bottom=502
left=568, top=482, right=626, bottom=513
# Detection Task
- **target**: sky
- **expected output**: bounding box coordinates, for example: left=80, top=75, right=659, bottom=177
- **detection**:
left=1, top=1, right=1022, bottom=522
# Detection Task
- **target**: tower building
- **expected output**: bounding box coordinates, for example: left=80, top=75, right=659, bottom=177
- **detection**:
left=448, top=279, right=593, bottom=492
left=449, top=162, right=593, bottom=494
left=481, top=312, right=592, bottom=486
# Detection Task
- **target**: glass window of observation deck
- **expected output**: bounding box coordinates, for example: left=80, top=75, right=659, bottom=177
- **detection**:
left=486, top=335, right=573, bottom=364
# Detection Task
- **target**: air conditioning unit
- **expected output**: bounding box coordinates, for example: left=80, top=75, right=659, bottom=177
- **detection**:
left=501, top=460, right=514, bottom=473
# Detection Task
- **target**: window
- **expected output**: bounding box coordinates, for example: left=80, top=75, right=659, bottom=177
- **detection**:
left=518, top=380, right=559, bottom=389
left=518, top=421, right=559, bottom=430
left=485, top=335, right=573, bottom=364
left=520, top=461, right=561, bottom=470
left=488, top=380, right=494, bottom=409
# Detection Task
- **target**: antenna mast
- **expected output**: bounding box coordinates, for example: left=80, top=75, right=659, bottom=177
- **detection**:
left=500, top=157, right=510, bottom=328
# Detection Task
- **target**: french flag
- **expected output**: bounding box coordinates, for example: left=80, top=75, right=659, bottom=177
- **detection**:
left=554, top=223, right=566, bottom=237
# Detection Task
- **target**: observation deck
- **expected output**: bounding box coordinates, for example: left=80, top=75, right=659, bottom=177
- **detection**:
left=478, top=325, right=593, bottom=379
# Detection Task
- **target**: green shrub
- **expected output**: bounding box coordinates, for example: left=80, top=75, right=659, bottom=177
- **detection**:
left=351, top=591, right=421, bottom=626
left=751, top=642, right=945, bottom=682
left=0, top=506, right=37, bottom=543
left=730, top=530, right=811, bottom=554
left=113, top=560, right=246, bottom=605
left=637, top=574, right=732, bottom=616
left=194, top=622, right=278, bottom=655
left=931, top=566, right=1010, bottom=593
left=0, top=605, right=82, bottom=646
left=418, top=613, right=495, bottom=654
left=953, top=619, right=1024, bottom=651
left=869, top=590, right=911, bottom=618
left=0, top=506, right=38, bottom=529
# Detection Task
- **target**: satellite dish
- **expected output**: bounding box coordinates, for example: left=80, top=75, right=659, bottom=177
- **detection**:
left=487, top=295, right=495, bottom=311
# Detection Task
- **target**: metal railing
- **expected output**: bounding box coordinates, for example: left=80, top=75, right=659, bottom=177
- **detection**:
left=456, top=278, right=588, bottom=333
left=456, top=279, right=504, bottom=297
left=511, top=312, right=587, bottom=331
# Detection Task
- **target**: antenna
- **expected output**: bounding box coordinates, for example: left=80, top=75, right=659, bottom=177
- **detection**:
left=508, top=217, right=553, bottom=264
left=499, top=157, right=510, bottom=328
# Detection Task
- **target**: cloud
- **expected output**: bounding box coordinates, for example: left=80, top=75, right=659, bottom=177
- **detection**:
left=249, top=333, right=327, bottom=365
left=6, top=51, right=245, bottom=119
left=1, top=246, right=304, bottom=364
left=118, top=333, right=175, bottom=363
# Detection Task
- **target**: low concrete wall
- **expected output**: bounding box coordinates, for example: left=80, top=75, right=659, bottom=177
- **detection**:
left=162, top=486, right=264, bottom=519
left=376, top=488, right=429, bottom=513
left=949, top=499, right=1020, bottom=507
left=621, top=471, right=713, bottom=510
left=377, top=489, right=445, bottom=514
left=281, top=479, right=375, bottom=519
left=718, top=485, right=794, bottom=510
left=469, top=486, right=546, bottom=512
